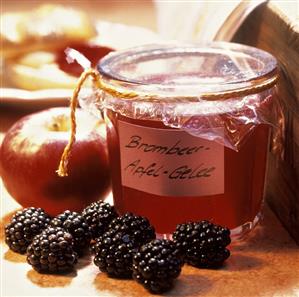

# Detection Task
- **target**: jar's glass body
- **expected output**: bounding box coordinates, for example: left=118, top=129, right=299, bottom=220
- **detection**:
left=106, top=112, right=270, bottom=237
left=97, top=43, right=278, bottom=238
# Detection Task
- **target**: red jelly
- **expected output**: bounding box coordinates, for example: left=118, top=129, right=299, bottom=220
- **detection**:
left=95, top=43, right=279, bottom=239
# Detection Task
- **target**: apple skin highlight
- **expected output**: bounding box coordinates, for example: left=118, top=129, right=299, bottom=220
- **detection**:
left=0, top=107, right=111, bottom=216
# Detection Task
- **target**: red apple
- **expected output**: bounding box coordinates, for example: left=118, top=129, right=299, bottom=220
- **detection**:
left=0, top=107, right=110, bottom=216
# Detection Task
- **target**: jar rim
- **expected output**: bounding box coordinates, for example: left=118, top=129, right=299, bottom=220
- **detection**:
left=97, top=42, right=278, bottom=100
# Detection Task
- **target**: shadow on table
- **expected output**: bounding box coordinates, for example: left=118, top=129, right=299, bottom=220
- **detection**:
left=222, top=253, right=264, bottom=271
left=93, top=271, right=213, bottom=297
left=27, top=268, right=76, bottom=288
left=4, top=249, right=27, bottom=263
left=169, top=274, right=213, bottom=297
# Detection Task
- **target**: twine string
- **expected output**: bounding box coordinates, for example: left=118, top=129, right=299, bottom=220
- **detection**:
left=56, top=69, right=99, bottom=176
left=56, top=68, right=143, bottom=177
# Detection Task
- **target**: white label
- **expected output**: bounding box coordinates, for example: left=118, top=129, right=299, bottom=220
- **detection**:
left=119, top=120, right=224, bottom=196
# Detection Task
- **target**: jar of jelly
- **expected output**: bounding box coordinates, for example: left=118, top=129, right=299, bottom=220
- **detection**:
left=95, top=42, right=279, bottom=239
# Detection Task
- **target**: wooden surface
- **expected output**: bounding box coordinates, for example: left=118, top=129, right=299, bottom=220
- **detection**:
left=1, top=106, right=299, bottom=296
left=232, top=2, right=299, bottom=244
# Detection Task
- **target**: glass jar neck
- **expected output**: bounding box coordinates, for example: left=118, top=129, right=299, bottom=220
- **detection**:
left=98, top=42, right=278, bottom=101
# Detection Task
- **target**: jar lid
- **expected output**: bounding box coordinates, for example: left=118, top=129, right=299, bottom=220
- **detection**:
left=97, top=42, right=278, bottom=100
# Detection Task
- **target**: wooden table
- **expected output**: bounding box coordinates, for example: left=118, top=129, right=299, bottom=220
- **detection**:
left=1, top=106, right=299, bottom=297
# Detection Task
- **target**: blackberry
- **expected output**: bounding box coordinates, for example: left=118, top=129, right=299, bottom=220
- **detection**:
left=93, top=229, right=138, bottom=278
left=50, top=210, right=91, bottom=255
left=108, top=212, right=156, bottom=244
left=26, top=227, right=78, bottom=273
left=5, top=207, right=51, bottom=254
left=82, top=200, right=117, bottom=239
left=92, top=213, right=155, bottom=278
left=173, top=220, right=231, bottom=268
left=133, top=239, right=184, bottom=294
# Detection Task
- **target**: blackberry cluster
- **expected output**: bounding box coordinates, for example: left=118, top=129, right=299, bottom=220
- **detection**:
left=50, top=210, right=91, bottom=255
left=133, top=239, right=184, bottom=294
left=93, top=229, right=137, bottom=278
left=82, top=200, right=117, bottom=239
left=108, top=212, right=156, bottom=244
left=173, top=220, right=231, bottom=268
left=5, top=202, right=233, bottom=294
left=5, top=207, right=51, bottom=254
left=92, top=213, right=156, bottom=278
left=26, top=227, right=78, bottom=273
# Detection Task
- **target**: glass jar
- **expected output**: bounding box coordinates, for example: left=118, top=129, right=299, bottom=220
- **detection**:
left=95, top=42, right=279, bottom=239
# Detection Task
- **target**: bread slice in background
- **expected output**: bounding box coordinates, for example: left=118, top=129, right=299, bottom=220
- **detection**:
left=1, top=4, right=96, bottom=59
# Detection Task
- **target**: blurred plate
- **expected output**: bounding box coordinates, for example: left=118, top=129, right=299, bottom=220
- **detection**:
left=0, top=88, right=72, bottom=108
left=0, top=21, right=161, bottom=108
